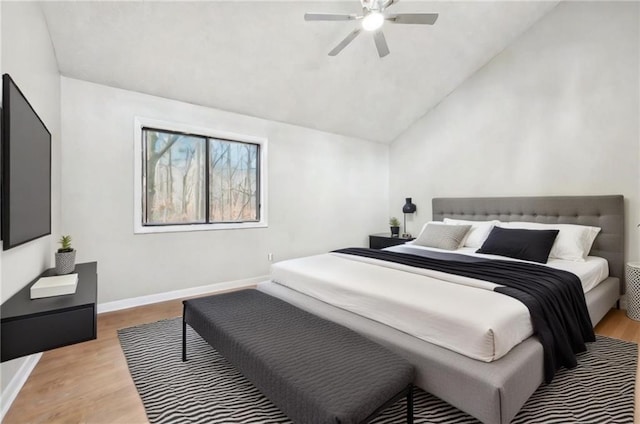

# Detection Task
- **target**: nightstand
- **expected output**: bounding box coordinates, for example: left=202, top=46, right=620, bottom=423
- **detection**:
left=369, top=233, right=414, bottom=249
left=626, top=262, right=640, bottom=321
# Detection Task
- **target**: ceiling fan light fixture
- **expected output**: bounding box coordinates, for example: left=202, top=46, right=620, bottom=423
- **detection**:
left=305, top=2, right=439, bottom=57
left=362, top=12, right=384, bottom=31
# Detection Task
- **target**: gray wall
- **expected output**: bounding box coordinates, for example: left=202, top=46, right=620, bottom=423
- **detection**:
left=389, top=1, right=639, bottom=262
left=61, top=77, right=388, bottom=304
left=0, top=0, right=62, bottom=397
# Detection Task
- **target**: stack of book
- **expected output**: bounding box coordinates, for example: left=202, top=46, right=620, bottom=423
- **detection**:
left=30, top=274, right=78, bottom=299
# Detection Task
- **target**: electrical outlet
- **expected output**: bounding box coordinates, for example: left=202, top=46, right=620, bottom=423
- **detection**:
left=268, top=253, right=274, bottom=262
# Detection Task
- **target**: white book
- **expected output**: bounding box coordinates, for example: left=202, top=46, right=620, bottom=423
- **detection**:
left=30, top=274, right=79, bottom=299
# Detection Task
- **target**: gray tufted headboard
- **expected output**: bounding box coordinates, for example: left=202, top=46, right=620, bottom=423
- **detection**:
left=432, top=195, right=625, bottom=292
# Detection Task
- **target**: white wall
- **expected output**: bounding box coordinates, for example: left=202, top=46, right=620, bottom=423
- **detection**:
left=0, top=0, right=61, bottom=397
left=61, top=77, right=388, bottom=304
left=390, top=1, right=640, bottom=261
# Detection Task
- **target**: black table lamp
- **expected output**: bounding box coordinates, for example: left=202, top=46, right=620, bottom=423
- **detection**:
left=402, top=198, right=417, bottom=237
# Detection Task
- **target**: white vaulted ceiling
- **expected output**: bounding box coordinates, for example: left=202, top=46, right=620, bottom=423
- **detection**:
left=40, top=1, right=558, bottom=143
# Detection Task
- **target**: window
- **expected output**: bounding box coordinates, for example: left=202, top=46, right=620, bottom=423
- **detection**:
left=134, top=118, right=267, bottom=234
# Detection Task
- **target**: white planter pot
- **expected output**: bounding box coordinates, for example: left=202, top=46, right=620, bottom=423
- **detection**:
left=55, top=250, right=76, bottom=275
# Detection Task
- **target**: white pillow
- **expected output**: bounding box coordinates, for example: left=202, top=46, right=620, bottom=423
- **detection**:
left=443, top=218, right=500, bottom=248
left=498, top=222, right=601, bottom=262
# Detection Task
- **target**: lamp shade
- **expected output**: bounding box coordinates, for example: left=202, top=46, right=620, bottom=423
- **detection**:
left=402, top=198, right=417, bottom=214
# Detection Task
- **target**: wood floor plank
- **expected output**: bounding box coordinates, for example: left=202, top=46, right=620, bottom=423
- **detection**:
left=3, top=298, right=182, bottom=424
left=3, top=301, right=639, bottom=423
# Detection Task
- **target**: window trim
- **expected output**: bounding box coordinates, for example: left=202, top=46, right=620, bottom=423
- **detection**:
left=133, top=117, right=268, bottom=234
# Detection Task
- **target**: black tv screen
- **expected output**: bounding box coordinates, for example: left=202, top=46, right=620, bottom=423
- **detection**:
left=1, top=74, right=51, bottom=250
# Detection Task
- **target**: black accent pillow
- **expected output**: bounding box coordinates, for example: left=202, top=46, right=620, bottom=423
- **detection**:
left=476, top=227, right=559, bottom=264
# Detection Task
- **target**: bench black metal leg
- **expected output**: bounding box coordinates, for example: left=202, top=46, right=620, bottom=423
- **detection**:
left=406, top=385, right=413, bottom=424
left=360, top=383, right=414, bottom=424
left=616, top=300, right=621, bottom=309
left=182, top=303, right=187, bottom=362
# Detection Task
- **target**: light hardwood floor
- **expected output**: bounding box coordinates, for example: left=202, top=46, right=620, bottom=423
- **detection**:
left=3, top=302, right=639, bottom=423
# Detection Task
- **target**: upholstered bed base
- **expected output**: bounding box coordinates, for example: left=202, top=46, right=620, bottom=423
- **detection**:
left=261, top=195, right=624, bottom=424
left=258, top=276, right=618, bottom=424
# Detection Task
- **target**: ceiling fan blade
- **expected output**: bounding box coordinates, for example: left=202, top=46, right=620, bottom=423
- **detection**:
left=328, top=29, right=362, bottom=56
left=386, top=13, right=439, bottom=25
left=373, top=30, right=390, bottom=58
left=380, top=0, right=399, bottom=11
left=305, top=13, right=358, bottom=21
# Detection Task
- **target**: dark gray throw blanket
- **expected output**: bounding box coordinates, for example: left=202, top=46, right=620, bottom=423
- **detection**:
left=332, top=247, right=595, bottom=383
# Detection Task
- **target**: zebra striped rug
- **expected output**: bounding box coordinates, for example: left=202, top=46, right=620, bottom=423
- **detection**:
left=118, top=318, right=636, bottom=424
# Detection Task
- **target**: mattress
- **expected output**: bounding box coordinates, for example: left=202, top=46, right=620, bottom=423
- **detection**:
left=270, top=247, right=608, bottom=363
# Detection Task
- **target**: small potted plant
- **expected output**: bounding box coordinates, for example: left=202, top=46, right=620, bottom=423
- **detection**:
left=55, top=235, right=76, bottom=275
left=389, top=217, right=400, bottom=237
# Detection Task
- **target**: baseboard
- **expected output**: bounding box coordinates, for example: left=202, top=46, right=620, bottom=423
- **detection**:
left=1, top=353, right=42, bottom=421
left=97, top=275, right=269, bottom=314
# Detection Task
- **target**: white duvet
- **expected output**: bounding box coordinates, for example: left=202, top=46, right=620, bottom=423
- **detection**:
left=270, top=246, right=608, bottom=362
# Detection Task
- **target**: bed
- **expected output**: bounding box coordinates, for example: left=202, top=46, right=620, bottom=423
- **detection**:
left=257, top=195, right=624, bottom=424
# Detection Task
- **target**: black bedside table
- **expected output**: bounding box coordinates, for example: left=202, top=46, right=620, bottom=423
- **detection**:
left=369, top=233, right=415, bottom=249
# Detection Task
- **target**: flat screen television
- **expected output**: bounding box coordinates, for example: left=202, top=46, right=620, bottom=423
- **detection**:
left=1, top=74, right=52, bottom=250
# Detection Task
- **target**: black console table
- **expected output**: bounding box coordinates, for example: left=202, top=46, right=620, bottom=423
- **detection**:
left=1, top=262, right=97, bottom=362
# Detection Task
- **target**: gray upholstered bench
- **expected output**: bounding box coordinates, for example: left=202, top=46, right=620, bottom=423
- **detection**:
left=183, top=289, right=415, bottom=424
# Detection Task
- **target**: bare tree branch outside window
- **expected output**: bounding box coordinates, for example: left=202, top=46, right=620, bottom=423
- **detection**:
left=209, top=139, right=258, bottom=222
left=142, top=129, right=259, bottom=226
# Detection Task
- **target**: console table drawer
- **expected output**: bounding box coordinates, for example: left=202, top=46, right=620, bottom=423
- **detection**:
left=1, top=306, right=96, bottom=362
left=1, top=262, right=98, bottom=362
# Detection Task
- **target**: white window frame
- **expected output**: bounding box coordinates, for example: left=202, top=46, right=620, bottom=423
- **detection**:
left=133, top=117, right=268, bottom=234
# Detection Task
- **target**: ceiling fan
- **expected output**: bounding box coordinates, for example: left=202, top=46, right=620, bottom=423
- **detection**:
left=304, top=0, right=438, bottom=58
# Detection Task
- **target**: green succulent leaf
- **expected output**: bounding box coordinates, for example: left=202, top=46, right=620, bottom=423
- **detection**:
left=58, top=235, right=73, bottom=252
